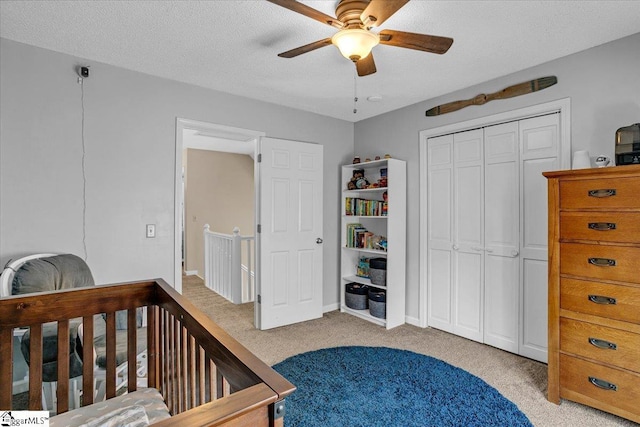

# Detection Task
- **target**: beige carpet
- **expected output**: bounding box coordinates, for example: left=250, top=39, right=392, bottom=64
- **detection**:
left=182, top=275, right=634, bottom=427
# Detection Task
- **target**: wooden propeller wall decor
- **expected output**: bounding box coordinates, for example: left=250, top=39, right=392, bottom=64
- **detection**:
left=425, top=76, right=558, bottom=116
left=267, top=0, right=453, bottom=77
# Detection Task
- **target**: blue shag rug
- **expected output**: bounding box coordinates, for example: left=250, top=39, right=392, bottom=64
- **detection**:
left=273, top=346, right=533, bottom=427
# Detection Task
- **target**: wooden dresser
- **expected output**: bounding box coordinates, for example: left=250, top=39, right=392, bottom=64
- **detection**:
left=544, top=164, right=640, bottom=423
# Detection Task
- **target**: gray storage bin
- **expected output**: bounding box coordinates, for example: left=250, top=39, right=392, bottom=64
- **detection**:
left=369, top=257, right=387, bottom=286
left=345, top=282, right=368, bottom=310
left=368, top=289, right=386, bottom=319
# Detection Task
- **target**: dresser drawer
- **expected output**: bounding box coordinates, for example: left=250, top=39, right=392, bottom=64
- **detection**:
left=560, top=354, right=640, bottom=417
left=561, top=278, right=640, bottom=323
left=560, top=212, right=640, bottom=243
left=560, top=176, right=640, bottom=209
left=560, top=318, right=640, bottom=372
left=560, top=243, right=640, bottom=284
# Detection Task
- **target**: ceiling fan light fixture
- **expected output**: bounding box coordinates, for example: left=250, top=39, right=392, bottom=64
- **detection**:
left=331, top=29, right=379, bottom=62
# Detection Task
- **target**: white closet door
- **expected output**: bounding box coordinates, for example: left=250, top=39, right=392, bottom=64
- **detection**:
left=483, top=122, right=520, bottom=353
left=453, top=129, right=484, bottom=342
left=427, top=134, right=454, bottom=332
left=519, top=113, right=560, bottom=362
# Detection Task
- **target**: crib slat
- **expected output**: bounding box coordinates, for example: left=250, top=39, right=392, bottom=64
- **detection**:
left=198, top=346, right=205, bottom=405
left=105, top=312, right=116, bottom=399
left=204, top=352, right=216, bottom=402
left=147, top=305, right=158, bottom=389
left=179, top=325, right=189, bottom=412
left=175, top=318, right=182, bottom=414
left=163, top=310, right=171, bottom=412
left=28, top=324, right=43, bottom=410
left=0, top=327, right=13, bottom=409
left=167, top=312, right=175, bottom=414
left=215, top=360, right=223, bottom=399
left=175, top=316, right=182, bottom=414
left=127, top=308, right=137, bottom=393
left=56, top=320, right=70, bottom=413
left=161, top=310, right=168, bottom=410
left=170, top=313, right=177, bottom=414
left=188, top=335, right=196, bottom=409
left=81, top=315, right=94, bottom=406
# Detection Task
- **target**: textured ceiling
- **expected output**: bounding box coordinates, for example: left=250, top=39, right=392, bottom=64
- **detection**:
left=1, top=1, right=639, bottom=122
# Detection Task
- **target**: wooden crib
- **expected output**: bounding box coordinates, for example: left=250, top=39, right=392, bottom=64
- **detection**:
left=0, top=278, right=295, bottom=426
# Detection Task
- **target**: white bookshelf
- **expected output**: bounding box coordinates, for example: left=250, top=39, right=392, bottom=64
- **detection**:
left=340, top=158, right=406, bottom=329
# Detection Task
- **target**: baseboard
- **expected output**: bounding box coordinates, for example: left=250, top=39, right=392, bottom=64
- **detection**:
left=406, top=315, right=422, bottom=327
left=323, top=302, right=339, bottom=313
left=184, top=270, right=198, bottom=276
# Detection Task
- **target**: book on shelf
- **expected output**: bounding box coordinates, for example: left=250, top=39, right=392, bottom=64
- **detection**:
left=346, top=223, right=385, bottom=250
left=344, top=197, right=385, bottom=216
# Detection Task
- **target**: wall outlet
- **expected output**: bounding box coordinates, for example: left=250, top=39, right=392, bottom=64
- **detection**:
left=146, top=224, right=156, bottom=238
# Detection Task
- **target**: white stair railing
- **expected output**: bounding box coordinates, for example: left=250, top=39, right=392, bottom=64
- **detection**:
left=204, top=225, right=255, bottom=304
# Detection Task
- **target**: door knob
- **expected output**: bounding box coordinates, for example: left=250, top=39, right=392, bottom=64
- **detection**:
left=452, top=245, right=459, bottom=251
left=316, top=238, right=323, bottom=244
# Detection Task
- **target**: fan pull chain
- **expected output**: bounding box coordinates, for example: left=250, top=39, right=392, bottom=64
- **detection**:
left=353, top=72, right=358, bottom=114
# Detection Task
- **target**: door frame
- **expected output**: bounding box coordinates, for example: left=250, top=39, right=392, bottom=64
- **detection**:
left=174, top=118, right=265, bottom=293
left=418, top=98, right=571, bottom=328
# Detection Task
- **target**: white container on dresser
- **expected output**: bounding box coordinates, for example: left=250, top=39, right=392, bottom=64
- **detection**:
left=340, top=158, right=406, bottom=329
left=544, top=164, right=640, bottom=424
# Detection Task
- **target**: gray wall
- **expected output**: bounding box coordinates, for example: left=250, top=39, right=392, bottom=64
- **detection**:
left=354, top=32, right=640, bottom=321
left=0, top=38, right=354, bottom=310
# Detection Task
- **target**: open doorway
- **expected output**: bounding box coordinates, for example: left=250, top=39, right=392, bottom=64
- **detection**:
left=174, top=119, right=265, bottom=316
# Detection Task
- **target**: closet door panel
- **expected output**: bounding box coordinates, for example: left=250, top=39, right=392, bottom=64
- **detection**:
left=429, top=168, right=452, bottom=245
left=519, top=113, right=560, bottom=363
left=522, top=259, right=549, bottom=358
left=428, top=249, right=453, bottom=331
left=454, top=130, right=484, bottom=251
left=452, top=129, right=484, bottom=342
left=427, top=135, right=454, bottom=330
left=454, top=251, right=483, bottom=341
left=483, top=122, right=520, bottom=352
left=485, top=255, right=519, bottom=351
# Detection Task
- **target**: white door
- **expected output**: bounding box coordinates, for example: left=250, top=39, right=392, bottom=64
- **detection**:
left=452, top=129, right=484, bottom=342
left=256, top=137, right=323, bottom=330
left=483, top=122, right=520, bottom=353
left=427, top=134, right=454, bottom=332
left=519, top=113, right=560, bottom=362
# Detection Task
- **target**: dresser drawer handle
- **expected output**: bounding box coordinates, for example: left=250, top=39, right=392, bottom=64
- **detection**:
left=588, top=295, right=617, bottom=305
left=589, top=376, right=617, bottom=391
left=588, top=257, right=616, bottom=267
left=588, top=189, right=616, bottom=198
left=588, top=222, right=616, bottom=231
left=588, top=337, right=617, bottom=350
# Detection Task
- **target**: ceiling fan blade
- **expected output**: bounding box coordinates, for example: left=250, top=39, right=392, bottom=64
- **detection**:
left=360, top=0, right=409, bottom=28
left=266, top=0, right=343, bottom=29
left=379, top=30, right=453, bottom=54
left=356, top=53, right=377, bottom=77
left=278, top=38, right=333, bottom=58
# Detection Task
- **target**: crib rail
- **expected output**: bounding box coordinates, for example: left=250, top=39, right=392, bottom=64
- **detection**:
left=0, top=279, right=294, bottom=426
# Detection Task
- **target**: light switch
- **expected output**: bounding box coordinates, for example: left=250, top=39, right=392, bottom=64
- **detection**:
left=146, top=224, right=156, bottom=238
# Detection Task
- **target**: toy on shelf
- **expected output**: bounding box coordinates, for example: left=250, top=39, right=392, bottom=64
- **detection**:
left=347, top=169, right=369, bottom=190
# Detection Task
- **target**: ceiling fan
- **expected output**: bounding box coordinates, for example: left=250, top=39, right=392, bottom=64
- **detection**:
left=267, top=0, right=453, bottom=76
